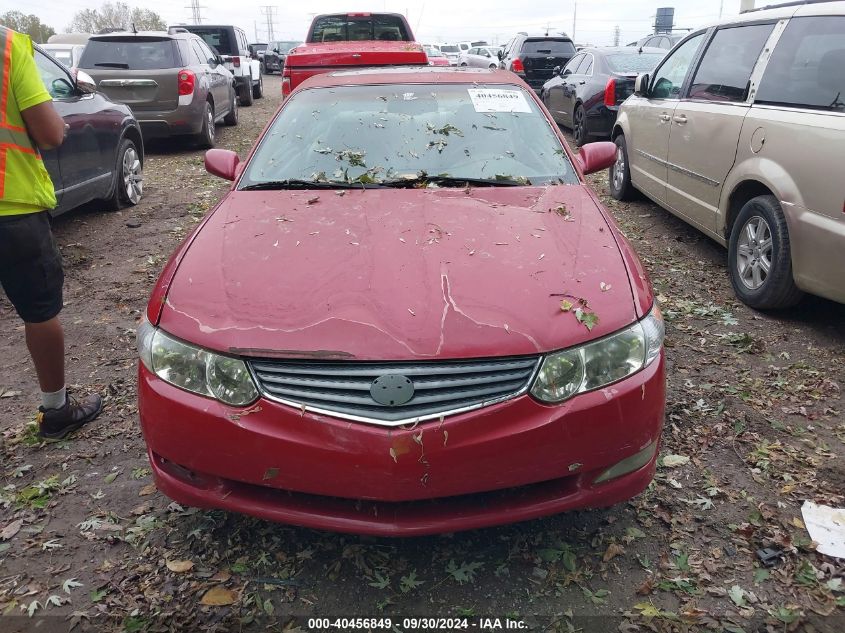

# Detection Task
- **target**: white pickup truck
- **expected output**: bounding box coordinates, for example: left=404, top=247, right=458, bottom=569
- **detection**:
left=173, top=24, right=263, bottom=105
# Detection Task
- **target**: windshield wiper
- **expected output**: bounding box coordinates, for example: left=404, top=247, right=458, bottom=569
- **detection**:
left=94, top=62, right=130, bottom=68
left=239, top=179, right=383, bottom=190
left=378, top=175, right=528, bottom=188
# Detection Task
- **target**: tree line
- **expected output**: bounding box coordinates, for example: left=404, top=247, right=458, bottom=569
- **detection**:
left=0, top=2, right=165, bottom=43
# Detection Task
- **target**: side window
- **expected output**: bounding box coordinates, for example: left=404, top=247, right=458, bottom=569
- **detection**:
left=579, top=54, right=594, bottom=75
left=468, top=48, right=477, bottom=56
left=689, top=23, right=774, bottom=102
left=237, top=30, right=246, bottom=53
left=563, top=54, right=583, bottom=74
left=198, top=40, right=217, bottom=64
left=650, top=33, right=705, bottom=99
left=756, top=16, right=845, bottom=111
left=191, top=40, right=209, bottom=66
left=34, top=50, right=73, bottom=98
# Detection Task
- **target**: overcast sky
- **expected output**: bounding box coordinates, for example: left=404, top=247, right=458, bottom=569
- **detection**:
left=7, top=0, right=744, bottom=46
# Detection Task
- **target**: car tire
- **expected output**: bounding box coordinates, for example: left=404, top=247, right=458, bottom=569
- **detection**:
left=103, top=137, right=143, bottom=211
left=728, top=195, right=804, bottom=310
left=253, top=73, right=264, bottom=99
left=239, top=81, right=254, bottom=107
left=196, top=101, right=215, bottom=149
left=488, top=63, right=497, bottom=69
left=260, top=61, right=266, bottom=75
left=609, top=134, right=636, bottom=201
left=460, top=62, right=467, bottom=66
left=223, top=89, right=239, bottom=126
left=573, top=104, right=589, bottom=147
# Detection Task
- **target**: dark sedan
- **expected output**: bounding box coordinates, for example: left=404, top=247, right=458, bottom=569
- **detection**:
left=542, top=46, right=665, bottom=146
left=35, top=45, right=144, bottom=214
left=262, top=40, right=302, bottom=74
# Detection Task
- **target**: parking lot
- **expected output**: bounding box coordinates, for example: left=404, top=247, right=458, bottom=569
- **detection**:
left=1, top=74, right=844, bottom=631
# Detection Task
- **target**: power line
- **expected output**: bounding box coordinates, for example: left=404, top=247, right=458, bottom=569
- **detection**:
left=185, top=0, right=205, bottom=25
left=260, top=6, right=278, bottom=42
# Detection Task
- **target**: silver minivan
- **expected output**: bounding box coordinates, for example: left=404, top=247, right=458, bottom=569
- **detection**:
left=610, top=0, right=845, bottom=309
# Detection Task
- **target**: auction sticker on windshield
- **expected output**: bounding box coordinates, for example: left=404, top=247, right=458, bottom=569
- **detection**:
left=468, top=88, right=532, bottom=113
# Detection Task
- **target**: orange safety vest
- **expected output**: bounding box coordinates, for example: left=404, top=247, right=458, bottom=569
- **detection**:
left=0, top=26, right=57, bottom=210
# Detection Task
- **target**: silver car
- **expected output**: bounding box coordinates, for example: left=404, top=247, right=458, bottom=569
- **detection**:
left=78, top=31, right=238, bottom=148
left=459, top=46, right=502, bottom=68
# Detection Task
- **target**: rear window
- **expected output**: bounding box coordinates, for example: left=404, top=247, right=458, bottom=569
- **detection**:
left=440, top=45, right=459, bottom=53
left=79, top=38, right=178, bottom=70
left=756, top=16, right=845, bottom=111
left=308, top=14, right=411, bottom=42
left=273, top=41, right=301, bottom=52
left=46, top=48, right=74, bottom=67
left=606, top=52, right=665, bottom=73
left=521, top=39, right=576, bottom=55
left=186, top=28, right=235, bottom=55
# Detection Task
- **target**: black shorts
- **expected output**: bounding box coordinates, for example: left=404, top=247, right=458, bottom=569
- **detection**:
left=0, top=211, right=64, bottom=323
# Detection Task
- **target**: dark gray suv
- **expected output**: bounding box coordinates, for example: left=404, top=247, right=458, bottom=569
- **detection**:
left=78, top=31, right=238, bottom=148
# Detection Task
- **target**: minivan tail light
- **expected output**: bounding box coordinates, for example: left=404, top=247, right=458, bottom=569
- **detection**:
left=604, top=77, right=617, bottom=107
left=232, top=56, right=241, bottom=68
left=510, top=58, right=524, bottom=73
left=177, top=69, right=195, bottom=96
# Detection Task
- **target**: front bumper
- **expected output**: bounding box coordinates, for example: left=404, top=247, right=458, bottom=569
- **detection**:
left=139, top=356, right=665, bottom=536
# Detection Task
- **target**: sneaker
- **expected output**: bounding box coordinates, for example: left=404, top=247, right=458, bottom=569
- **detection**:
left=37, top=393, right=103, bottom=440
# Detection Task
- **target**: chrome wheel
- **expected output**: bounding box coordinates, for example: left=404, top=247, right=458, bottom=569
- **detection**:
left=574, top=107, right=584, bottom=145
left=122, top=146, right=142, bottom=204
left=206, top=105, right=215, bottom=143
left=736, top=215, right=773, bottom=290
left=612, top=146, right=626, bottom=191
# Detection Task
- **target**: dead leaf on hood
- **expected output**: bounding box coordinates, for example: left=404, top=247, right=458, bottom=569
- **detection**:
left=1, top=519, right=23, bottom=541
left=166, top=560, right=194, bottom=573
left=200, top=586, right=239, bottom=606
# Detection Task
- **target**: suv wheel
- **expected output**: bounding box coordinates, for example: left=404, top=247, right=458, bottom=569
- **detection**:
left=239, top=81, right=254, bottom=107
left=728, top=195, right=803, bottom=310
left=253, top=73, right=264, bottom=99
left=197, top=101, right=215, bottom=149
left=609, top=134, right=635, bottom=201
left=223, top=89, right=239, bottom=126
left=260, top=61, right=266, bottom=74
left=573, top=105, right=588, bottom=147
left=104, top=138, right=143, bottom=210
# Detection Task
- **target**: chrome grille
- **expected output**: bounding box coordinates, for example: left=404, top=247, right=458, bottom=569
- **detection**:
left=249, top=356, right=540, bottom=426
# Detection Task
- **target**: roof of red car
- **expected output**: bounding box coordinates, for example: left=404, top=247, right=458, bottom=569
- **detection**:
left=298, top=66, right=521, bottom=90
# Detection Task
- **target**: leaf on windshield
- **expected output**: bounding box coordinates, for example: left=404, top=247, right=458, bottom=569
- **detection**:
left=427, top=123, right=463, bottom=137
left=483, top=125, right=506, bottom=131
left=314, top=147, right=333, bottom=154
left=335, top=150, right=366, bottom=167
left=427, top=139, right=448, bottom=153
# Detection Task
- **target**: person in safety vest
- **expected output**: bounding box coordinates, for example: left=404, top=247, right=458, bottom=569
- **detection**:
left=0, top=26, right=102, bottom=439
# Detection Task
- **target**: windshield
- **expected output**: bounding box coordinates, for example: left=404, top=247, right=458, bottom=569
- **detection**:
left=186, top=28, right=235, bottom=55
left=309, top=15, right=411, bottom=42
left=241, top=83, right=577, bottom=187
left=273, top=41, right=301, bottom=52
left=606, top=52, right=664, bottom=73
left=424, top=46, right=445, bottom=57
left=79, top=39, right=178, bottom=70
left=522, top=39, right=576, bottom=55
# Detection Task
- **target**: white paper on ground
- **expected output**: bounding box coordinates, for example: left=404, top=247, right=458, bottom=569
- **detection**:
left=801, top=500, right=845, bottom=558
left=468, top=88, right=531, bottom=113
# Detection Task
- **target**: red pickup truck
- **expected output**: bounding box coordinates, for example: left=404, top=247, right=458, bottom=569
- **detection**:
left=282, top=12, right=428, bottom=97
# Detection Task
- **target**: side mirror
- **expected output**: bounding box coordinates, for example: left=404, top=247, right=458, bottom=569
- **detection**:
left=74, top=70, right=97, bottom=94
left=51, top=78, right=75, bottom=98
left=553, top=65, right=561, bottom=76
left=574, top=141, right=616, bottom=175
left=563, top=68, right=572, bottom=76
left=205, top=149, right=240, bottom=181
left=634, top=73, right=650, bottom=96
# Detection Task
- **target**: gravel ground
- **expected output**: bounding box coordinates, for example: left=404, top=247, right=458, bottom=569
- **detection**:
left=1, top=75, right=843, bottom=633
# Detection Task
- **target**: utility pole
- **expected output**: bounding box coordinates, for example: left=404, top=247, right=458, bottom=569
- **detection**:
left=260, top=6, right=278, bottom=41
left=719, top=0, right=724, bottom=19
left=185, top=0, right=205, bottom=24
left=740, top=0, right=755, bottom=12
left=572, top=1, right=577, bottom=42
left=613, top=25, right=620, bottom=46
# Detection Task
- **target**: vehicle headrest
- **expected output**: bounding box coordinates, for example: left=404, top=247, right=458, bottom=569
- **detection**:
left=818, top=49, right=845, bottom=94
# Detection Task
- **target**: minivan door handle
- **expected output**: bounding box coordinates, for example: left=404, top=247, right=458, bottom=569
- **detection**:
left=659, top=113, right=671, bottom=122
left=673, top=114, right=688, bottom=124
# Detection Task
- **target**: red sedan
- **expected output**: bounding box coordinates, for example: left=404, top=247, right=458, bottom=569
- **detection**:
left=138, top=67, right=665, bottom=536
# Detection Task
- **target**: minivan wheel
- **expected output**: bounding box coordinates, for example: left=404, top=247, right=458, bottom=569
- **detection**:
left=728, top=195, right=803, bottom=310
left=573, top=105, right=588, bottom=147
left=253, top=73, right=264, bottom=99
left=197, top=101, right=215, bottom=149
left=104, top=138, right=143, bottom=210
left=239, top=81, right=254, bottom=106
left=223, top=89, right=239, bottom=126
left=609, top=134, right=635, bottom=201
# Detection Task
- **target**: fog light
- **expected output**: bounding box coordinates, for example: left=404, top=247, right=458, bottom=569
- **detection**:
left=593, top=441, right=657, bottom=484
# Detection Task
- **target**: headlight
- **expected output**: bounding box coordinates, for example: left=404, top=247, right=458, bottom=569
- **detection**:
left=137, top=320, right=258, bottom=407
left=531, top=305, right=664, bottom=404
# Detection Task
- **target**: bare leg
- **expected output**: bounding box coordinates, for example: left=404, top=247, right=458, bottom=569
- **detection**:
left=24, top=316, right=65, bottom=393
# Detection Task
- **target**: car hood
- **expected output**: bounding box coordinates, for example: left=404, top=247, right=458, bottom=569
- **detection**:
left=159, top=186, right=638, bottom=360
